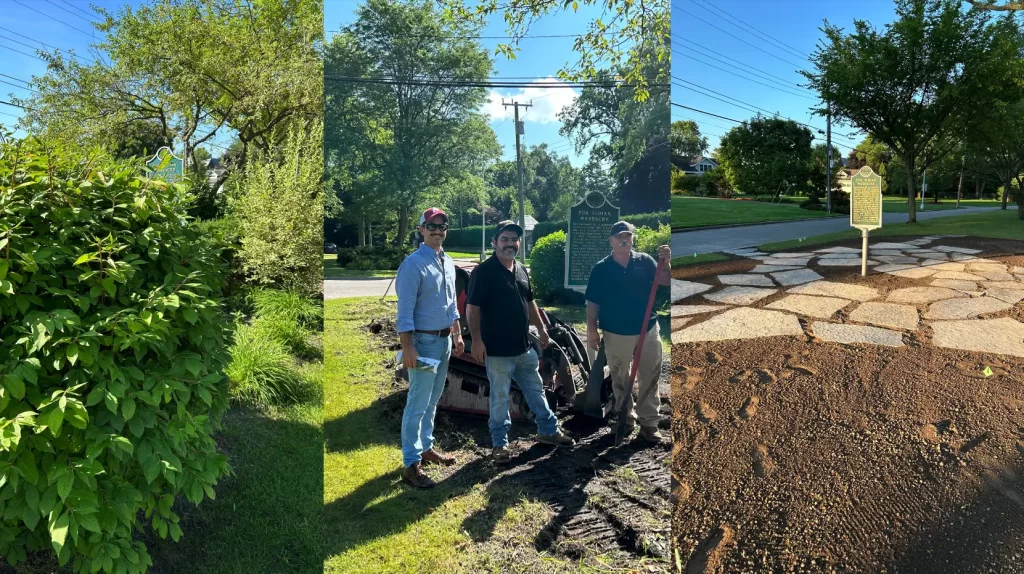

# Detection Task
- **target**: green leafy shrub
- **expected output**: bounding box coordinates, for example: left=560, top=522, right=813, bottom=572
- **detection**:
left=335, top=245, right=412, bottom=270
left=0, top=137, right=231, bottom=572
left=527, top=231, right=582, bottom=304
left=442, top=211, right=670, bottom=247
left=195, top=216, right=246, bottom=311
left=224, top=324, right=311, bottom=407
left=230, top=122, right=324, bottom=296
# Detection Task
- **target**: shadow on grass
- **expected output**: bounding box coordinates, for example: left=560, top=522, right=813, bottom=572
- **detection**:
left=146, top=406, right=324, bottom=574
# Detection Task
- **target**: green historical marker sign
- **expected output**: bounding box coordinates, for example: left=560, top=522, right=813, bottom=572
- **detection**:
left=850, top=166, right=883, bottom=230
left=849, top=165, right=883, bottom=276
left=146, top=147, right=184, bottom=183
left=565, top=192, right=620, bottom=291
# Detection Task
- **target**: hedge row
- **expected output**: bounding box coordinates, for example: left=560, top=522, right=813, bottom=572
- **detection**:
left=443, top=211, right=670, bottom=246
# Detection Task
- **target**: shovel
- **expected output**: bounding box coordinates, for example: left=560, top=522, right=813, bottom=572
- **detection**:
left=615, top=256, right=667, bottom=446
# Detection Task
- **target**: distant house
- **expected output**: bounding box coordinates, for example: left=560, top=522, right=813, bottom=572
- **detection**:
left=836, top=167, right=856, bottom=196
left=671, top=155, right=719, bottom=176
left=205, top=157, right=227, bottom=192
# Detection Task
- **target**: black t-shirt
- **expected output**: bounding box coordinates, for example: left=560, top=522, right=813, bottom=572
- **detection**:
left=585, top=251, right=658, bottom=336
left=466, top=255, right=533, bottom=357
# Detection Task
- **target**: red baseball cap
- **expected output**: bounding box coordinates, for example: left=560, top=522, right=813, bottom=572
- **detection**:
left=419, top=207, right=448, bottom=226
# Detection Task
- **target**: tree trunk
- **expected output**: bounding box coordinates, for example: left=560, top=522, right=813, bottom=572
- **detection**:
left=1002, top=178, right=1010, bottom=210
left=904, top=155, right=917, bottom=224
left=358, top=219, right=365, bottom=247
left=396, top=205, right=410, bottom=247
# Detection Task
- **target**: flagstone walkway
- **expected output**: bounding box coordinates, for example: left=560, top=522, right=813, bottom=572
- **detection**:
left=671, top=235, right=1024, bottom=357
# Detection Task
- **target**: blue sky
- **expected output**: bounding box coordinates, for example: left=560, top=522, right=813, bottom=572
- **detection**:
left=0, top=0, right=231, bottom=157
left=672, top=0, right=901, bottom=159
left=326, top=0, right=618, bottom=167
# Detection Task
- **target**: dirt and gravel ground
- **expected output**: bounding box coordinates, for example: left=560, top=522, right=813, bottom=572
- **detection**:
left=671, top=236, right=1024, bottom=574
left=366, top=317, right=673, bottom=571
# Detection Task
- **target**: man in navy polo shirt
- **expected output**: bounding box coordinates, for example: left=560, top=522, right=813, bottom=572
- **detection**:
left=585, top=221, right=671, bottom=444
left=466, top=220, right=576, bottom=464
left=395, top=207, right=465, bottom=488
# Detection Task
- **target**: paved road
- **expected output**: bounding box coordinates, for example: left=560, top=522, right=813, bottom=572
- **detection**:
left=324, top=277, right=396, bottom=300
left=324, top=258, right=485, bottom=299
left=671, top=206, right=1000, bottom=255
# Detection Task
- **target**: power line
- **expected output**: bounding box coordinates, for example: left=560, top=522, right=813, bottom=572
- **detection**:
left=43, top=0, right=97, bottom=25
left=672, top=4, right=808, bottom=70
left=0, top=100, right=26, bottom=110
left=53, top=0, right=99, bottom=22
left=327, top=29, right=619, bottom=40
left=0, top=27, right=93, bottom=64
left=326, top=75, right=667, bottom=89
left=0, top=42, right=44, bottom=61
left=0, top=79, right=37, bottom=94
left=673, top=77, right=858, bottom=141
left=672, top=80, right=763, bottom=117
left=669, top=102, right=855, bottom=150
left=672, top=48, right=815, bottom=100
left=673, top=35, right=810, bottom=91
left=691, top=0, right=810, bottom=60
left=11, top=0, right=96, bottom=38
left=0, top=73, right=33, bottom=87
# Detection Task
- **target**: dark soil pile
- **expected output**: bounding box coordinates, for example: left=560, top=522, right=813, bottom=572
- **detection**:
left=672, top=237, right=1024, bottom=573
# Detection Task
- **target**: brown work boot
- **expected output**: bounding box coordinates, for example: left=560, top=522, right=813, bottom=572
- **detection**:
left=492, top=446, right=512, bottom=464
left=401, top=462, right=436, bottom=489
left=421, top=448, right=456, bottom=466
left=536, top=430, right=576, bottom=447
left=638, top=426, right=666, bottom=445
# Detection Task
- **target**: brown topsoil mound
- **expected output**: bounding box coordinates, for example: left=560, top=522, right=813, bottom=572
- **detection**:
left=672, top=236, right=1024, bottom=574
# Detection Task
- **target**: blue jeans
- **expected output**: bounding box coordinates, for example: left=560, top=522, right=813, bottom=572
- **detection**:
left=485, top=348, right=558, bottom=448
left=401, top=332, right=452, bottom=467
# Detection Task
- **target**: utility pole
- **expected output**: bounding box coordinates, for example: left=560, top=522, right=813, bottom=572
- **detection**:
left=503, top=98, right=532, bottom=264
left=956, top=155, right=964, bottom=209
left=825, top=107, right=833, bottom=214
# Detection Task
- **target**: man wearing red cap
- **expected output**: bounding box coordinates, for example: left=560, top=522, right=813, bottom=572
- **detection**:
left=394, top=207, right=465, bottom=488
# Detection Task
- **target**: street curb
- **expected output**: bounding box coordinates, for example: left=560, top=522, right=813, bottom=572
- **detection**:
left=671, top=214, right=845, bottom=233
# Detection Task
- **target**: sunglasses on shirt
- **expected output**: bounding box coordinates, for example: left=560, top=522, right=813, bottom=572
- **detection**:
left=424, top=223, right=449, bottom=231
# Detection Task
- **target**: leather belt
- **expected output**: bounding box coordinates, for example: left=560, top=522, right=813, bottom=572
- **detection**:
left=415, top=328, right=451, bottom=336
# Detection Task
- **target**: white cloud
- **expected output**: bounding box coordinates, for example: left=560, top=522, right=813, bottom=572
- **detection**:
left=483, top=77, right=579, bottom=125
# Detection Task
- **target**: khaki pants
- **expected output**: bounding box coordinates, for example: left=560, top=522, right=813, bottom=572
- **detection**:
left=603, top=322, right=662, bottom=429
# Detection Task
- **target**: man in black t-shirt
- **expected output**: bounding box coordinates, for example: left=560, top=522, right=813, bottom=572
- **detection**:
left=466, top=220, right=576, bottom=464
left=585, top=221, right=671, bottom=444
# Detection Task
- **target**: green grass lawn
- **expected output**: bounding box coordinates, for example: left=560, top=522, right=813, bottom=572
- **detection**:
left=759, top=208, right=1024, bottom=252
left=671, top=252, right=729, bottom=268
left=672, top=196, right=840, bottom=229
left=324, top=267, right=397, bottom=279
left=880, top=196, right=1008, bottom=212
left=324, top=297, right=664, bottom=573
left=144, top=352, right=324, bottom=574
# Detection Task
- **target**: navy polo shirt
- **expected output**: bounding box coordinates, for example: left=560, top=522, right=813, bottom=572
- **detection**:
left=585, top=251, right=658, bottom=336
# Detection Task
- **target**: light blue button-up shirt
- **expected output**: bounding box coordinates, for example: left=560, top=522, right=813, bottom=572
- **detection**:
left=395, top=243, right=459, bottom=333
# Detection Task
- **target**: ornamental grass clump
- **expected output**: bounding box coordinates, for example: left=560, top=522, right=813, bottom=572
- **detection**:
left=0, top=136, right=231, bottom=573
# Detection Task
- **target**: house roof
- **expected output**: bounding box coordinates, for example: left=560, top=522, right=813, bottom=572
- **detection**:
left=671, top=155, right=719, bottom=172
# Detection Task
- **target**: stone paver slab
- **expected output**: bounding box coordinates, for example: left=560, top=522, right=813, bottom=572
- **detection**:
left=788, top=281, right=880, bottom=302
left=933, top=271, right=987, bottom=281
left=932, top=245, right=982, bottom=254
left=672, top=304, right=729, bottom=317
left=924, top=297, right=1013, bottom=320
left=816, top=247, right=862, bottom=253
left=875, top=256, right=921, bottom=265
left=874, top=263, right=916, bottom=273
left=811, top=322, right=905, bottom=347
left=766, top=294, right=851, bottom=319
left=672, top=279, right=714, bottom=302
left=871, top=242, right=920, bottom=250
left=886, top=267, right=939, bottom=279
left=771, top=252, right=817, bottom=258
left=930, top=262, right=967, bottom=272
left=930, top=318, right=1024, bottom=357
left=1013, top=266, right=1024, bottom=275
left=849, top=302, right=919, bottom=330
left=976, top=271, right=1016, bottom=282
left=750, top=264, right=801, bottom=274
left=818, top=258, right=879, bottom=267
left=986, top=288, right=1024, bottom=304
left=718, top=274, right=775, bottom=287
left=983, top=281, right=1024, bottom=291
left=672, top=307, right=804, bottom=343
left=887, top=287, right=967, bottom=304
left=760, top=257, right=813, bottom=266
left=770, top=268, right=823, bottom=286
left=869, top=250, right=906, bottom=256
left=917, top=252, right=950, bottom=260
left=930, top=279, right=979, bottom=292
left=967, top=263, right=1009, bottom=273
left=704, top=286, right=779, bottom=305
left=671, top=317, right=692, bottom=332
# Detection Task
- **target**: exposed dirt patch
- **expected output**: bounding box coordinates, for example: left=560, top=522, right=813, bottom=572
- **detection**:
left=365, top=320, right=673, bottom=570
left=673, top=237, right=1024, bottom=573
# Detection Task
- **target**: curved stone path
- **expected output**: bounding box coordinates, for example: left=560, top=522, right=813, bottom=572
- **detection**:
left=671, top=235, right=1024, bottom=357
